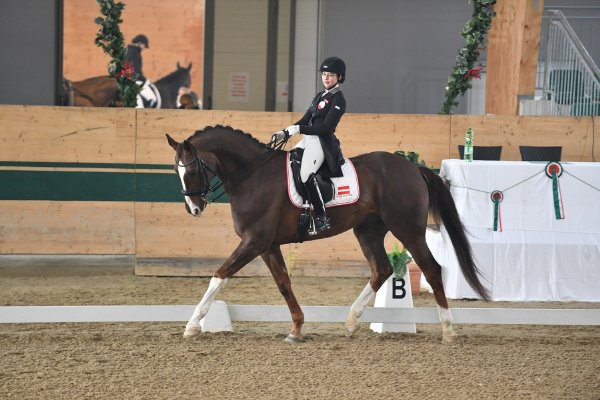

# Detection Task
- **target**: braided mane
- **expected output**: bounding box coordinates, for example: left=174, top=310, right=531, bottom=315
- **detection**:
left=188, top=125, right=271, bottom=150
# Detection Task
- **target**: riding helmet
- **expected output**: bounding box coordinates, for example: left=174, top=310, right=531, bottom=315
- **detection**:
left=319, top=56, right=346, bottom=83
left=132, top=34, right=149, bottom=48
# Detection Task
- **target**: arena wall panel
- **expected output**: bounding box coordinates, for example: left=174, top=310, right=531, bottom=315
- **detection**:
left=0, top=105, right=597, bottom=276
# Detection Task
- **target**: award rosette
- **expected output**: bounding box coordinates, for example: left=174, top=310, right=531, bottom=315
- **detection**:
left=545, top=162, right=565, bottom=220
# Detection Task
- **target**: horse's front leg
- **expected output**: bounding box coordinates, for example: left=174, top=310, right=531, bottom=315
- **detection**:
left=183, top=276, right=228, bottom=337
left=261, top=245, right=304, bottom=343
left=183, top=239, right=263, bottom=337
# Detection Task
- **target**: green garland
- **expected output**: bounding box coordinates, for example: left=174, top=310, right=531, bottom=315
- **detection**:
left=441, top=0, right=497, bottom=114
left=94, top=0, right=139, bottom=107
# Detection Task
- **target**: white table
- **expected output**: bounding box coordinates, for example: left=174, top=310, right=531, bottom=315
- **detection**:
left=426, top=160, right=600, bottom=301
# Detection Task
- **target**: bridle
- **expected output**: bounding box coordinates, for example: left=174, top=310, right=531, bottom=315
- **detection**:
left=175, top=133, right=289, bottom=206
left=175, top=147, right=222, bottom=204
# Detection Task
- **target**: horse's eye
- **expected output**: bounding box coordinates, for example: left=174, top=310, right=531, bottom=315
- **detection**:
left=187, top=171, right=196, bottom=177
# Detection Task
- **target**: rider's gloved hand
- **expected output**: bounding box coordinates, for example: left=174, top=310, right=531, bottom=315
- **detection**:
left=286, top=125, right=300, bottom=136
left=271, top=130, right=288, bottom=142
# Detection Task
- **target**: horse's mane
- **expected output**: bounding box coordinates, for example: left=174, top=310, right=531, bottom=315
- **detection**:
left=156, top=67, right=189, bottom=84
left=188, top=125, right=272, bottom=150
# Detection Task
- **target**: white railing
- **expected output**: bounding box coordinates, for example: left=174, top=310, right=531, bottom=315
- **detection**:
left=541, top=10, right=600, bottom=116
left=2, top=304, right=600, bottom=326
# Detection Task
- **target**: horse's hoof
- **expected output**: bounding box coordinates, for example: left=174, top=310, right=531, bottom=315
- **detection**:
left=345, top=321, right=360, bottom=336
left=442, top=332, right=457, bottom=344
left=284, top=334, right=305, bottom=344
left=183, top=326, right=201, bottom=338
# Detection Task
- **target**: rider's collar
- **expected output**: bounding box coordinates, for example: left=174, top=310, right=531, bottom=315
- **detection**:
left=322, top=84, right=340, bottom=97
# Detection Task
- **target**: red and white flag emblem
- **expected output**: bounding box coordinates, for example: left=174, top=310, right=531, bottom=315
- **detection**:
left=337, top=185, right=350, bottom=196
left=317, top=99, right=329, bottom=109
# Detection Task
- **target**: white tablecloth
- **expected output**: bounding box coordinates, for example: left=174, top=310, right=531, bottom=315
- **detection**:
left=427, top=160, right=600, bottom=301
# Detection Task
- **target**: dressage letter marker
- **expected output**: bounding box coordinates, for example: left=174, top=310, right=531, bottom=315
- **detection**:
left=392, top=278, right=407, bottom=299
left=370, top=274, right=416, bottom=334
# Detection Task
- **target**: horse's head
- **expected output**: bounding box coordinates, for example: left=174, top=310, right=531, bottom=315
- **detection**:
left=176, top=62, right=192, bottom=88
left=166, top=133, right=213, bottom=217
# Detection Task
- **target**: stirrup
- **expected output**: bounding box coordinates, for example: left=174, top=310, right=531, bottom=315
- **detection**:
left=314, top=215, right=331, bottom=232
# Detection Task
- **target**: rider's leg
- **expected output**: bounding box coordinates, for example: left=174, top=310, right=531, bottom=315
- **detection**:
left=305, top=173, right=330, bottom=232
left=298, top=136, right=330, bottom=232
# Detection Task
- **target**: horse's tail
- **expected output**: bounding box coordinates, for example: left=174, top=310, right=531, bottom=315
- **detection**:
left=419, top=167, right=490, bottom=300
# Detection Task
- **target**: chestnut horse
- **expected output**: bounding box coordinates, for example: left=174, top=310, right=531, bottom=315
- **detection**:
left=166, top=125, right=489, bottom=343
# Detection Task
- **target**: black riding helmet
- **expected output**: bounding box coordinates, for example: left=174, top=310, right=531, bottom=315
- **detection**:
left=319, top=56, right=346, bottom=83
left=132, top=34, right=149, bottom=48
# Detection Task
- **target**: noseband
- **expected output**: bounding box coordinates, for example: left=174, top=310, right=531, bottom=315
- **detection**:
left=176, top=148, right=222, bottom=203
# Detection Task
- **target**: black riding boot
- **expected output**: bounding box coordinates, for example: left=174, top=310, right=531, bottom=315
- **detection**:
left=305, top=174, right=331, bottom=233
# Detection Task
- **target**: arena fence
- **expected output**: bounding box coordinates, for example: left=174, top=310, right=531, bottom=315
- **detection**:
left=1, top=304, right=599, bottom=326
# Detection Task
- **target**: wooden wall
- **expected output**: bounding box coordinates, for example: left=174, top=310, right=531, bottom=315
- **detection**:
left=1, top=105, right=598, bottom=276
left=63, top=0, right=204, bottom=98
left=0, top=105, right=136, bottom=254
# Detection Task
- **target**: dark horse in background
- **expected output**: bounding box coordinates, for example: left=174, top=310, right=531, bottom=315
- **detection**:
left=61, top=62, right=191, bottom=108
left=166, top=126, right=490, bottom=343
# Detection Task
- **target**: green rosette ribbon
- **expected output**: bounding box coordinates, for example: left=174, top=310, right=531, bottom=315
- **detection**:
left=490, top=190, right=504, bottom=231
left=545, top=162, right=565, bottom=220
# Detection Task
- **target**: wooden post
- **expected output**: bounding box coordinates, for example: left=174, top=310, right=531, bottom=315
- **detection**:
left=486, top=0, right=544, bottom=115
left=518, top=0, right=545, bottom=98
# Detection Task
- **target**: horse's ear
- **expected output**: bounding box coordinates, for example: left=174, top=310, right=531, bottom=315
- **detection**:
left=166, top=133, right=179, bottom=151
left=182, top=139, right=193, bottom=152
left=187, top=63, right=192, bottom=70
left=177, top=61, right=181, bottom=69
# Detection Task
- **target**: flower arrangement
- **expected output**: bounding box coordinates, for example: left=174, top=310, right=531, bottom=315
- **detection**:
left=94, top=0, right=140, bottom=107
left=441, top=0, right=496, bottom=114
left=394, top=150, right=427, bottom=167
left=387, top=244, right=413, bottom=279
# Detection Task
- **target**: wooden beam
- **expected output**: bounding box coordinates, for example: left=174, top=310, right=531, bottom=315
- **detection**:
left=486, top=0, right=528, bottom=115
left=518, top=0, right=545, bottom=97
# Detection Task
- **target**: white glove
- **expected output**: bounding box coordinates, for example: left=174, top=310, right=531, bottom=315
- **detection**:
left=286, top=125, right=300, bottom=136
left=271, top=130, right=287, bottom=142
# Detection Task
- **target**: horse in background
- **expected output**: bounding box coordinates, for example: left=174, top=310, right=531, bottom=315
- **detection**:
left=61, top=76, right=119, bottom=107
left=155, top=62, right=192, bottom=109
left=62, top=62, right=192, bottom=109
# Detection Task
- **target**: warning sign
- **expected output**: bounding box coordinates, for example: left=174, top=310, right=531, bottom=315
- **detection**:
left=228, top=72, right=249, bottom=102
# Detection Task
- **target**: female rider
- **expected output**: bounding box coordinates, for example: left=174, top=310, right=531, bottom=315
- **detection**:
left=274, top=56, right=347, bottom=233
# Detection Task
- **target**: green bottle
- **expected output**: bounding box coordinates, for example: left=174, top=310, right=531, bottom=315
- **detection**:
left=464, top=128, right=474, bottom=162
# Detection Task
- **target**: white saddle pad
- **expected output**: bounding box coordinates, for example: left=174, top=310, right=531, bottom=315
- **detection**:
left=286, top=153, right=360, bottom=209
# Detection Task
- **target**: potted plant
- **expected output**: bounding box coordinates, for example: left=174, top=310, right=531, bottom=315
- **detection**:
left=394, top=150, right=428, bottom=167
left=387, top=244, right=422, bottom=296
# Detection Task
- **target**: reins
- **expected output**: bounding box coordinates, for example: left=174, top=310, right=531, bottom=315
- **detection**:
left=177, top=131, right=290, bottom=205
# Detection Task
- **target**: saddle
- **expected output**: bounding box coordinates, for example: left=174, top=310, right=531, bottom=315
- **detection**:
left=288, top=148, right=359, bottom=241
left=289, top=148, right=334, bottom=204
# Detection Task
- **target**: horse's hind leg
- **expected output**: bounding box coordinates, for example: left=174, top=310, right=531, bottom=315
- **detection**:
left=409, top=239, right=456, bottom=342
left=261, top=245, right=304, bottom=343
left=346, top=216, right=392, bottom=334
left=390, top=229, right=457, bottom=342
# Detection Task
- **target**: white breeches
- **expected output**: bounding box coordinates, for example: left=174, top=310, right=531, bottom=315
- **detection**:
left=294, top=135, right=324, bottom=182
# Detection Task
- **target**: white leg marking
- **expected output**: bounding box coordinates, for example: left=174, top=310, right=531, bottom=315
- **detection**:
left=178, top=165, right=202, bottom=217
left=345, top=282, right=375, bottom=333
left=184, top=277, right=228, bottom=337
left=437, top=305, right=457, bottom=342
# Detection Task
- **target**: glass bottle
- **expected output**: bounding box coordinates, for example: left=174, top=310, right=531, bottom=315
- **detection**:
left=464, top=128, right=474, bottom=162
